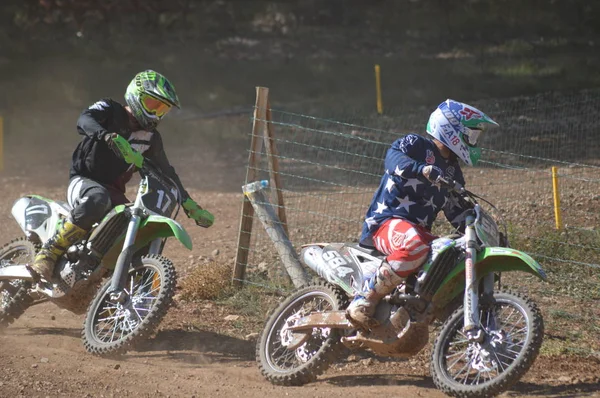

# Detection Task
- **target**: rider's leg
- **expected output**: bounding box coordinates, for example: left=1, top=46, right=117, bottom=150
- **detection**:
left=31, top=177, right=112, bottom=281
left=346, top=219, right=435, bottom=328
left=30, top=220, right=87, bottom=281
left=67, top=177, right=113, bottom=230
left=346, top=260, right=404, bottom=328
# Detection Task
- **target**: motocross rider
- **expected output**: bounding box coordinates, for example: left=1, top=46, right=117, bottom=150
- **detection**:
left=30, top=70, right=214, bottom=282
left=346, top=99, right=498, bottom=328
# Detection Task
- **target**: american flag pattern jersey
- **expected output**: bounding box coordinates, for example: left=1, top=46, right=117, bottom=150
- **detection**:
left=360, top=134, right=469, bottom=247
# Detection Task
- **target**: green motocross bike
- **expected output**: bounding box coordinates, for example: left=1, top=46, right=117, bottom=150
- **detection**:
left=0, top=146, right=196, bottom=357
left=256, top=178, right=546, bottom=398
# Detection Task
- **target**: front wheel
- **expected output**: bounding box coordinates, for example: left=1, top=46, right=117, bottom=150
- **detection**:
left=431, top=289, right=544, bottom=398
left=256, top=280, right=348, bottom=386
left=82, top=254, right=176, bottom=356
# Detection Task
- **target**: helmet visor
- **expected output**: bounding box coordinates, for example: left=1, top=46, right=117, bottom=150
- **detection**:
left=141, top=93, right=172, bottom=118
left=462, top=127, right=481, bottom=147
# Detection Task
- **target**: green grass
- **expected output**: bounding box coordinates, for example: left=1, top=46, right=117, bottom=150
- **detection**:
left=217, top=282, right=282, bottom=318
left=549, top=309, right=582, bottom=321
left=491, top=63, right=563, bottom=78
left=486, top=39, right=535, bottom=55
left=503, top=224, right=600, bottom=356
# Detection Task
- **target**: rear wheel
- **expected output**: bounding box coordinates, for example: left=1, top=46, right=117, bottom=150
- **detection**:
left=82, top=254, right=176, bottom=356
left=0, top=238, right=37, bottom=329
left=431, top=289, right=543, bottom=398
left=256, top=280, right=347, bottom=386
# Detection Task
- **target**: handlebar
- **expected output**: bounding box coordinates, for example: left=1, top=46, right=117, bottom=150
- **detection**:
left=140, top=158, right=182, bottom=205
left=437, top=176, right=509, bottom=245
left=110, top=135, right=182, bottom=205
left=437, top=177, right=466, bottom=195
left=436, top=177, right=477, bottom=213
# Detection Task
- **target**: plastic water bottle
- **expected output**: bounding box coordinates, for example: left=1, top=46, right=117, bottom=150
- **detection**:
left=242, top=180, right=269, bottom=194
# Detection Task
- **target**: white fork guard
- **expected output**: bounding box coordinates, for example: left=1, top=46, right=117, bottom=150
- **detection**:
left=0, top=265, right=34, bottom=281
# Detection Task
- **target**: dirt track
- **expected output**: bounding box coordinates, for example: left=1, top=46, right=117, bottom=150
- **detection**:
left=0, top=303, right=444, bottom=398
left=2, top=285, right=600, bottom=398
left=1, top=148, right=600, bottom=398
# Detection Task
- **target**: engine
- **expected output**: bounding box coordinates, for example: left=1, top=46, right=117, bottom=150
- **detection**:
left=42, top=244, right=104, bottom=314
left=52, top=244, right=100, bottom=294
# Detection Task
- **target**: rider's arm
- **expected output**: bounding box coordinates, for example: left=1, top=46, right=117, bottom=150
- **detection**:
left=76, top=99, right=114, bottom=140
left=145, top=131, right=191, bottom=202
left=442, top=166, right=468, bottom=232
left=384, top=134, right=428, bottom=179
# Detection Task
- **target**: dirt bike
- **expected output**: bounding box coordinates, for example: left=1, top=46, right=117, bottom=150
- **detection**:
left=0, top=155, right=195, bottom=357
left=256, top=178, right=546, bottom=398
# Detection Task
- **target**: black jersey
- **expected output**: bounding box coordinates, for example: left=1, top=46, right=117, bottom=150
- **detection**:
left=70, top=98, right=190, bottom=201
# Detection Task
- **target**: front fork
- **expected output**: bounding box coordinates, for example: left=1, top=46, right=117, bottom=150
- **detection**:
left=463, top=215, right=495, bottom=341
left=108, top=181, right=146, bottom=302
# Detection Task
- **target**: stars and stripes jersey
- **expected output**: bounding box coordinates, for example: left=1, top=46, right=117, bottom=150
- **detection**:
left=360, top=134, right=468, bottom=247
left=70, top=98, right=190, bottom=201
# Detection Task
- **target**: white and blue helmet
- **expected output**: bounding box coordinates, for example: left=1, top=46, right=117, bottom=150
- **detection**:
left=426, top=99, right=498, bottom=166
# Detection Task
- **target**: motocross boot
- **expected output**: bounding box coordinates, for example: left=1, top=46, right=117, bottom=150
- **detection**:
left=346, top=261, right=404, bottom=329
left=30, top=220, right=87, bottom=282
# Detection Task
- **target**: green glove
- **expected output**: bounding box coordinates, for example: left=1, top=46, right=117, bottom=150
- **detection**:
left=110, top=134, right=144, bottom=168
left=183, top=198, right=214, bottom=228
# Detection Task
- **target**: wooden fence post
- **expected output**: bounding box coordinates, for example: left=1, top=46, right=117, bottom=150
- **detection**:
left=233, top=87, right=269, bottom=287
left=263, top=102, right=288, bottom=235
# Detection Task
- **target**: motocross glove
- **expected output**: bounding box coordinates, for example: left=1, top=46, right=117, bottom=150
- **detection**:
left=107, top=134, right=144, bottom=168
left=183, top=198, right=214, bottom=228
left=421, top=165, right=443, bottom=184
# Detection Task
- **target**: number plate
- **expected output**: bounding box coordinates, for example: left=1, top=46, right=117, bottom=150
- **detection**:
left=141, top=176, right=178, bottom=216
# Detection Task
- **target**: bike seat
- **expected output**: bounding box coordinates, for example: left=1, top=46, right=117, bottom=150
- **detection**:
left=353, top=243, right=386, bottom=258
left=55, top=200, right=73, bottom=213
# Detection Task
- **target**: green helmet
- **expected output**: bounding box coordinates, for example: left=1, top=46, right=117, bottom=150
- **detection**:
left=125, top=70, right=181, bottom=131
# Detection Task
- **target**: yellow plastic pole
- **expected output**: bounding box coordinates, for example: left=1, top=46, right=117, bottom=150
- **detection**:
left=0, top=116, right=3, bottom=172
left=374, top=64, right=383, bottom=115
left=552, top=166, right=562, bottom=229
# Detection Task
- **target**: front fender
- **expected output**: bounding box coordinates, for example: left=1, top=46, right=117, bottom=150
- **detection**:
left=140, top=214, right=193, bottom=250
left=101, top=214, right=192, bottom=268
left=432, top=247, right=547, bottom=308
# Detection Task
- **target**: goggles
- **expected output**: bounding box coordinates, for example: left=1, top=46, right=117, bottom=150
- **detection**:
left=140, top=93, right=172, bottom=118
left=462, top=127, right=482, bottom=147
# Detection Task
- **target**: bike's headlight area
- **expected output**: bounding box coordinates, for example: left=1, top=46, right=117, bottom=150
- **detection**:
left=141, top=192, right=178, bottom=217
left=474, top=206, right=500, bottom=247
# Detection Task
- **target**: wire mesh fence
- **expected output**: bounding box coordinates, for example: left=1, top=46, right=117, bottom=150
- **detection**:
left=236, top=88, right=600, bottom=296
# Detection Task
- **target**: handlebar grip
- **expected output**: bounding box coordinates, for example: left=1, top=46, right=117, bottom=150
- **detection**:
left=438, top=177, right=465, bottom=194
left=437, top=176, right=452, bottom=186
left=195, top=220, right=212, bottom=228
